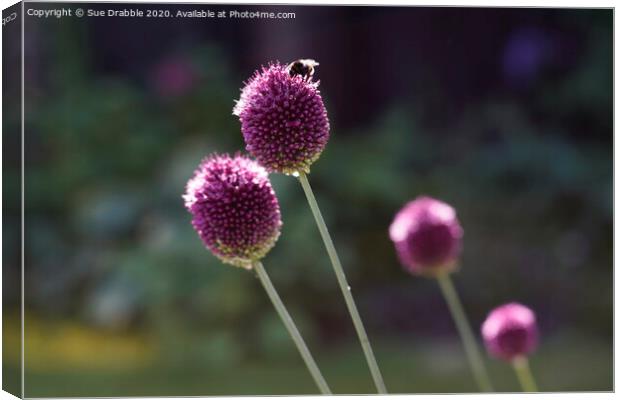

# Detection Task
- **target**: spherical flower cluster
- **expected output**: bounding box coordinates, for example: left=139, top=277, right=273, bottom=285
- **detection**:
left=233, top=62, right=330, bottom=174
left=183, top=153, right=282, bottom=269
left=481, top=303, right=539, bottom=361
left=389, top=196, right=463, bottom=277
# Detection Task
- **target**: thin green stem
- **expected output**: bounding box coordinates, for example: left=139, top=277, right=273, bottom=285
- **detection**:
left=436, top=274, right=493, bottom=392
left=298, top=172, right=387, bottom=394
left=253, top=261, right=332, bottom=395
left=512, top=356, right=538, bottom=392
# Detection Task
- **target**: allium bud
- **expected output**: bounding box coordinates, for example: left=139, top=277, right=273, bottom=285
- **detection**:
left=183, top=154, right=282, bottom=269
left=482, top=303, right=539, bottom=361
left=233, top=62, right=330, bottom=174
left=389, top=196, right=463, bottom=277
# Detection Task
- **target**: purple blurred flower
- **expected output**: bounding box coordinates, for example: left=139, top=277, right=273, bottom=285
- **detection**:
left=233, top=62, right=330, bottom=174
left=389, top=196, right=463, bottom=277
left=482, top=303, right=538, bottom=361
left=503, top=28, right=551, bottom=85
left=183, top=153, right=282, bottom=269
left=151, top=56, right=198, bottom=98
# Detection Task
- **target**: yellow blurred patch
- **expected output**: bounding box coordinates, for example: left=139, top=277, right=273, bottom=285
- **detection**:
left=4, top=313, right=155, bottom=372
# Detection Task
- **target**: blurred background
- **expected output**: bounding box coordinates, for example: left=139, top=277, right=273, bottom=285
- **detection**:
left=2, top=4, right=612, bottom=396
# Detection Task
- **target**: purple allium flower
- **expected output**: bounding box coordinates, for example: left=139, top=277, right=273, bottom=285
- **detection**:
left=389, top=196, right=463, bottom=277
left=233, top=62, right=330, bottom=174
left=183, top=154, right=282, bottom=269
left=151, top=56, right=198, bottom=98
left=482, top=303, right=539, bottom=361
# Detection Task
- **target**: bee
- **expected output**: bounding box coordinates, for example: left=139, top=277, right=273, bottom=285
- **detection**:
left=286, top=59, right=319, bottom=81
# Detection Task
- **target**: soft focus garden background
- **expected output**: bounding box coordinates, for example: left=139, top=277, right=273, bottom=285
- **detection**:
left=3, top=4, right=612, bottom=396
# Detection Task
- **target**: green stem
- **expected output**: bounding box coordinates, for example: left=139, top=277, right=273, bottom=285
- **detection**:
left=253, top=261, right=332, bottom=395
left=298, top=172, right=387, bottom=394
left=436, top=274, right=493, bottom=392
left=512, top=356, right=538, bottom=392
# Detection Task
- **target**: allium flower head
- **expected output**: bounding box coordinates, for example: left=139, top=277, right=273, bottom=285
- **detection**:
left=233, top=62, right=330, bottom=174
left=183, top=153, right=282, bottom=269
left=482, top=303, right=539, bottom=361
left=389, top=196, right=463, bottom=277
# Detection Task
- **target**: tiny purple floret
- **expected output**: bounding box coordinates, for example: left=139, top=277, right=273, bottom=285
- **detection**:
left=233, top=62, right=330, bottom=174
left=482, top=303, right=539, bottom=361
left=183, top=153, right=282, bottom=269
left=389, top=196, right=463, bottom=277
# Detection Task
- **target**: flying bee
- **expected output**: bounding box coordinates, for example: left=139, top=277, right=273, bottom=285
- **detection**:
left=286, top=59, right=319, bottom=81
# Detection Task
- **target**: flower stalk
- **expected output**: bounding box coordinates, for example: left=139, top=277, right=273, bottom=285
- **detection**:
left=436, top=273, right=493, bottom=392
left=512, top=356, right=538, bottom=392
left=298, top=171, right=387, bottom=394
left=254, top=261, right=332, bottom=395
